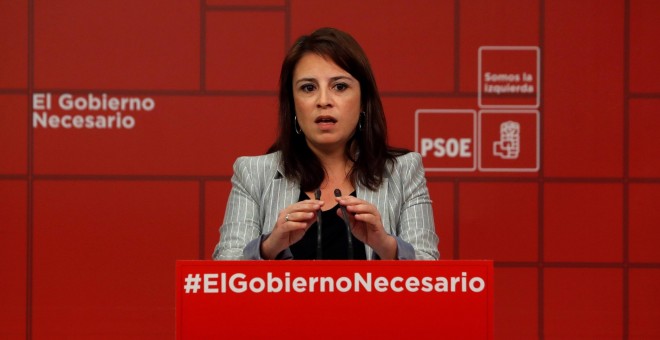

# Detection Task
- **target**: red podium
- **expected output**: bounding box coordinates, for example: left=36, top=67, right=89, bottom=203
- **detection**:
left=176, top=260, right=493, bottom=339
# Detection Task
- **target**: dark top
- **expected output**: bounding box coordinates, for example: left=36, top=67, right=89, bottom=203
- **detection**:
left=290, top=190, right=367, bottom=260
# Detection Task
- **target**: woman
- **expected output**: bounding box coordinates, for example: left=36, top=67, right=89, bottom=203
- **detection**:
left=213, top=27, right=439, bottom=260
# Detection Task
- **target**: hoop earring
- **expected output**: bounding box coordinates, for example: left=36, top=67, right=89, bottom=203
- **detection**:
left=294, top=116, right=302, bottom=135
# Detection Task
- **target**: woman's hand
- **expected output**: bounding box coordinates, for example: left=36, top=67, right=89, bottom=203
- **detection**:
left=260, top=199, right=323, bottom=259
left=335, top=196, right=398, bottom=259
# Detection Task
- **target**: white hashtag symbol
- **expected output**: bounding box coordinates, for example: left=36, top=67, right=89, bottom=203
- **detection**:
left=184, top=273, right=202, bottom=294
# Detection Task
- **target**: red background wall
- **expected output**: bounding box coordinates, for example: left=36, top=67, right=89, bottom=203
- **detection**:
left=1, top=0, right=659, bottom=338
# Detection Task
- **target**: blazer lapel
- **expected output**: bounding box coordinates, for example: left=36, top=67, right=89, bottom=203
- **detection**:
left=356, top=174, right=390, bottom=260
left=262, top=160, right=300, bottom=235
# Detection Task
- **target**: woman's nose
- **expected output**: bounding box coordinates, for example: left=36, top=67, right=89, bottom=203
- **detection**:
left=316, top=88, right=333, bottom=108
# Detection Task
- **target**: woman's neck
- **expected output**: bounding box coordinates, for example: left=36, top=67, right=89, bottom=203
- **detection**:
left=309, top=144, right=350, bottom=175
left=306, top=147, right=355, bottom=208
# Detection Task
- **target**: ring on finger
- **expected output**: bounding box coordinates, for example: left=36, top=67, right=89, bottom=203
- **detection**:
left=285, top=213, right=290, bottom=222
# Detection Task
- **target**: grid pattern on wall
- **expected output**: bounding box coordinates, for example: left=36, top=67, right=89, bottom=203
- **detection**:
left=1, top=0, right=659, bottom=338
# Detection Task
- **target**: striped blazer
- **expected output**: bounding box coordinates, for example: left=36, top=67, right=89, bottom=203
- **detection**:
left=212, top=151, right=439, bottom=260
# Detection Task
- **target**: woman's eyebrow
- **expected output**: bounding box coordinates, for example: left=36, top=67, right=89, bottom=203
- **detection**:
left=294, top=77, right=318, bottom=85
left=295, top=75, right=354, bottom=85
left=329, top=76, right=354, bottom=82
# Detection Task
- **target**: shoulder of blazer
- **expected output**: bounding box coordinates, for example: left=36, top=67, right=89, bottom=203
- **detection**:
left=388, top=152, right=422, bottom=180
left=234, top=151, right=284, bottom=181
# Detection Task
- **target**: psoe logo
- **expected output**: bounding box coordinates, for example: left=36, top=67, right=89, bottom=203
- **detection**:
left=420, top=137, right=472, bottom=159
left=415, top=110, right=477, bottom=172
left=493, top=121, right=520, bottom=159
left=478, top=110, right=539, bottom=172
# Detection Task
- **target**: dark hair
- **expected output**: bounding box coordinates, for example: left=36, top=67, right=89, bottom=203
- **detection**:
left=268, top=27, right=408, bottom=191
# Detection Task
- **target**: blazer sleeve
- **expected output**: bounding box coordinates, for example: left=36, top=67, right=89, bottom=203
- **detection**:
left=212, top=157, right=263, bottom=260
left=396, top=153, right=440, bottom=260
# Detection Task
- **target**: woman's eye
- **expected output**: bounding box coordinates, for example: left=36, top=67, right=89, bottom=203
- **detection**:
left=334, top=83, right=348, bottom=91
left=300, top=84, right=315, bottom=92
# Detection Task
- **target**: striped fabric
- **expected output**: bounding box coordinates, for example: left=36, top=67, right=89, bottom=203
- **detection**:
left=212, top=151, right=439, bottom=260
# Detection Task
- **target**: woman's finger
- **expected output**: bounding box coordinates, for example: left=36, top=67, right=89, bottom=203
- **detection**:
left=352, top=212, right=382, bottom=229
left=280, top=220, right=309, bottom=232
left=282, top=211, right=315, bottom=224
left=289, top=201, right=324, bottom=213
left=345, top=202, right=378, bottom=215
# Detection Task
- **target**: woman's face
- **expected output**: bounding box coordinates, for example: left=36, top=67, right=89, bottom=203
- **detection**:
left=292, top=53, right=361, bottom=155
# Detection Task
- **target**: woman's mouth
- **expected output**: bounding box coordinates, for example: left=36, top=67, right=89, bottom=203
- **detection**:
left=315, top=116, right=337, bottom=124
